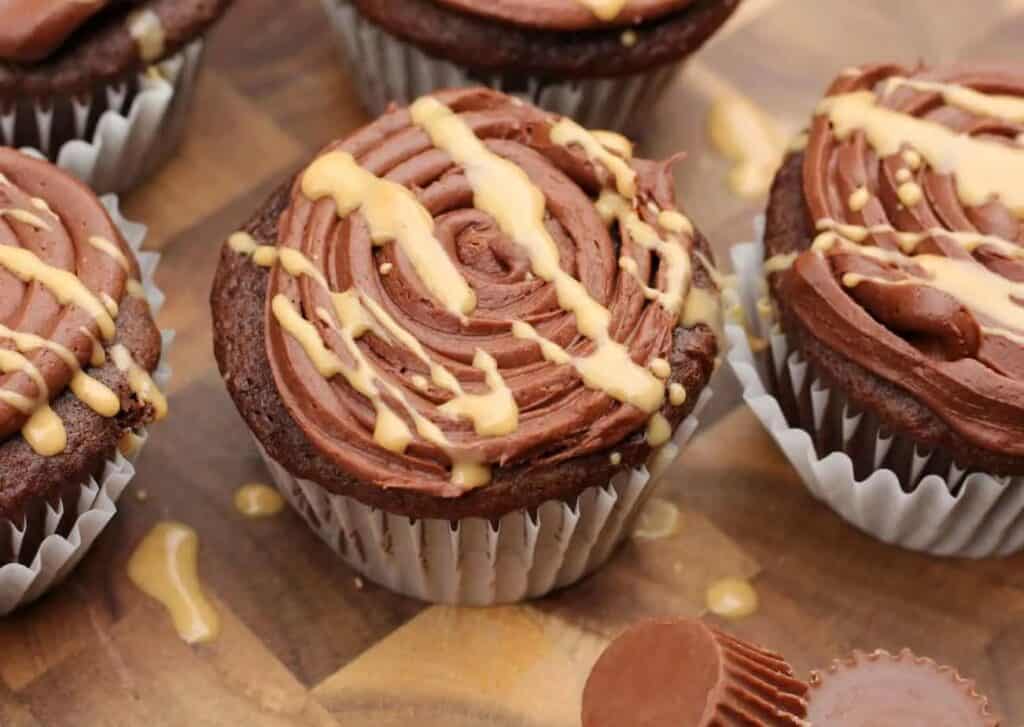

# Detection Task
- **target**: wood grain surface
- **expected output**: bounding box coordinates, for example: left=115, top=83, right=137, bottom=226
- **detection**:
left=2, top=1, right=1023, bottom=724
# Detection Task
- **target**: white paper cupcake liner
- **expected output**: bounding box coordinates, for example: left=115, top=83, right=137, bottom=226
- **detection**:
left=0, top=185, right=173, bottom=615
left=258, top=387, right=712, bottom=606
left=726, top=235, right=1024, bottom=558
left=2, top=40, right=205, bottom=196
left=322, top=0, right=681, bottom=133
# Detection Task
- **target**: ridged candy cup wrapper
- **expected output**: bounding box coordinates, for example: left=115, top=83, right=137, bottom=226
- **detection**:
left=726, top=232, right=1024, bottom=558
left=0, top=189, right=172, bottom=615
left=321, top=0, right=681, bottom=134
left=257, top=388, right=711, bottom=606
left=808, top=650, right=1000, bottom=727
left=4, top=40, right=204, bottom=195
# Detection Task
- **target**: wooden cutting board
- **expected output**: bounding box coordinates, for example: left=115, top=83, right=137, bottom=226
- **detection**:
left=1, top=1, right=1022, bottom=724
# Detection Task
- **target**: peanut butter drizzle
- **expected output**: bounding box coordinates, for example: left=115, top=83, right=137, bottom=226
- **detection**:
left=1, top=324, right=120, bottom=417
left=110, top=343, right=168, bottom=421
left=126, top=8, right=165, bottom=62
left=818, top=90, right=1024, bottom=216
left=550, top=118, right=637, bottom=197
left=708, top=93, right=787, bottom=199
left=0, top=245, right=117, bottom=340
left=597, top=190, right=694, bottom=319
left=81, top=326, right=105, bottom=366
left=591, top=130, right=634, bottom=159
left=646, top=412, right=672, bottom=446
left=763, top=252, right=798, bottom=274
left=706, top=578, right=759, bottom=620
left=885, top=77, right=1024, bottom=124
left=301, top=151, right=477, bottom=318
left=127, top=522, right=220, bottom=645
left=2, top=208, right=51, bottom=230
left=816, top=218, right=1024, bottom=260
left=816, top=232, right=1024, bottom=342
left=273, top=291, right=491, bottom=486
left=88, top=235, right=131, bottom=272
left=410, top=97, right=666, bottom=415
left=572, top=0, right=628, bottom=20
left=234, top=483, right=285, bottom=518
left=549, top=114, right=713, bottom=439
left=272, top=245, right=513, bottom=477
left=0, top=348, right=65, bottom=455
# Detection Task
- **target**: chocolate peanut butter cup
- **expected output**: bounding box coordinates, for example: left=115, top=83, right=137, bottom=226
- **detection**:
left=807, top=649, right=1000, bottom=726
left=728, top=63, right=1024, bottom=556
left=582, top=619, right=809, bottom=727
left=0, top=148, right=168, bottom=614
left=0, top=0, right=235, bottom=193
left=212, top=88, right=720, bottom=604
left=321, top=0, right=741, bottom=132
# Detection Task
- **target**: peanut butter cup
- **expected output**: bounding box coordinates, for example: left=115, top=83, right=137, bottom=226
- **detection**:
left=0, top=0, right=234, bottom=192
left=0, top=148, right=166, bottom=611
left=321, top=0, right=741, bottom=132
left=211, top=88, right=720, bottom=603
left=581, top=619, right=809, bottom=726
left=807, top=649, right=1000, bottom=726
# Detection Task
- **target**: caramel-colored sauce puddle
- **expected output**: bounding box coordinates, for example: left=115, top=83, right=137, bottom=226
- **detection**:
left=127, top=522, right=220, bottom=644
left=706, top=577, right=760, bottom=620
left=633, top=497, right=681, bottom=540
left=234, top=483, right=284, bottom=518
left=709, top=94, right=787, bottom=199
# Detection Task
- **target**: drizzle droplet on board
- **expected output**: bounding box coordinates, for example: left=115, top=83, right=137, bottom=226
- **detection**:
left=234, top=483, right=285, bottom=518
left=127, top=522, right=220, bottom=645
left=708, top=94, right=787, bottom=199
left=633, top=497, right=681, bottom=540
left=706, top=578, right=759, bottom=620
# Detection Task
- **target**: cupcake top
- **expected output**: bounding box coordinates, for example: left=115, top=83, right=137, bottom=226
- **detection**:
left=768, top=64, right=1024, bottom=464
left=433, top=0, right=699, bottom=30
left=0, top=148, right=163, bottom=519
left=215, top=88, right=718, bottom=506
left=350, top=0, right=741, bottom=79
left=807, top=650, right=1000, bottom=726
left=0, top=0, right=234, bottom=97
left=581, top=619, right=809, bottom=726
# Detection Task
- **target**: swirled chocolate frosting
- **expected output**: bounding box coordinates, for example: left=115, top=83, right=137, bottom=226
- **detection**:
left=0, top=0, right=112, bottom=62
left=238, top=88, right=718, bottom=497
left=0, top=147, right=164, bottom=456
left=432, top=0, right=698, bottom=30
left=779, top=64, right=1024, bottom=459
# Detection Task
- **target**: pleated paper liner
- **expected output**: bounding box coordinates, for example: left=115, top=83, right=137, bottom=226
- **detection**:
left=2, top=40, right=205, bottom=195
left=321, top=0, right=680, bottom=134
left=259, top=387, right=713, bottom=606
left=0, top=190, right=173, bottom=615
left=726, top=236, right=1024, bottom=558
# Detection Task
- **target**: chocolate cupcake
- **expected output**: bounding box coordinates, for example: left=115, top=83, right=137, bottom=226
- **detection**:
left=321, top=0, right=741, bottom=133
left=212, top=88, right=720, bottom=604
left=808, top=650, right=1000, bottom=726
left=582, top=618, right=809, bottom=726
left=0, top=0, right=234, bottom=194
left=0, top=148, right=169, bottom=614
left=727, top=63, right=1024, bottom=557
